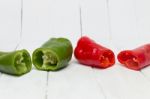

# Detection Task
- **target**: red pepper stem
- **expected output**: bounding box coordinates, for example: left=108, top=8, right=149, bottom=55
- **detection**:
left=125, top=58, right=139, bottom=69
left=100, top=56, right=110, bottom=66
left=99, top=51, right=115, bottom=67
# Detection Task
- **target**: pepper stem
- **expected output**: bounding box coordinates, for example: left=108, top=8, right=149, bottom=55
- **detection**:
left=15, top=53, right=27, bottom=73
left=125, top=58, right=139, bottom=68
left=99, top=52, right=115, bottom=68
left=100, top=55, right=110, bottom=66
left=16, top=57, right=25, bottom=65
left=42, top=52, right=57, bottom=68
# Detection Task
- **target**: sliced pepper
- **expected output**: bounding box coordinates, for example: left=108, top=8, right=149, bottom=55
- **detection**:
left=0, top=49, right=32, bottom=76
left=117, top=44, right=150, bottom=70
left=74, top=36, right=115, bottom=68
left=32, top=37, right=73, bottom=71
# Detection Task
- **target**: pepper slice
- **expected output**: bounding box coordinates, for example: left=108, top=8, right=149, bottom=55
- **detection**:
left=0, top=49, right=32, bottom=76
left=32, top=37, right=73, bottom=71
left=117, top=44, right=150, bottom=71
left=74, top=36, right=115, bottom=68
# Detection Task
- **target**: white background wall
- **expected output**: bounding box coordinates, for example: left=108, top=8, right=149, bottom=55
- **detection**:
left=0, top=0, right=150, bottom=99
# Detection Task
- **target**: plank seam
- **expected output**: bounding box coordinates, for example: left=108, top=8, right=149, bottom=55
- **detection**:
left=15, top=0, right=23, bottom=50
left=79, top=4, right=83, bottom=37
left=106, top=0, right=112, bottom=44
left=92, top=68, right=107, bottom=99
left=78, top=3, right=107, bottom=99
left=45, top=72, right=49, bottom=99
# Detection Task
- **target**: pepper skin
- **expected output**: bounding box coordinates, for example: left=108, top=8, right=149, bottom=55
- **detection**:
left=0, top=49, right=32, bottom=76
left=118, top=44, right=150, bottom=71
left=32, top=37, right=73, bottom=71
left=74, top=36, right=115, bottom=68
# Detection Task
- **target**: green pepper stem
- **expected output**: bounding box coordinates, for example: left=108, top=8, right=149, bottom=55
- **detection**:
left=15, top=52, right=28, bottom=74
left=42, top=52, right=57, bottom=67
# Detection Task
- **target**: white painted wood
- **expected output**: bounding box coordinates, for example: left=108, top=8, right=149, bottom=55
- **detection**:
left=0, top=0, right=20, bottom=51
left=0, top=70, right=47, bottom=99
left=83, top=0, right=150, bottom=99
left=79, top=0, right=112, bottom=99
left=21, top=0, right=81, bottom=50
left=93, top=65, right=150, bottom=99
left=20, top=0, right=50, bottom=52
left=45, top=0, right=105, bottom=99
left=79, top=0, right=122, bottom=99
left=135, top=0, right=150, bottom=85
left=0, top=1, right=49, bottom=99
left=81, top=0, right=110, bottom=47
left=47, top=60, right=106, bottom=99
left=108, top=1, right=150, bottom=99
left=109, top=0, right=138, bottom=50
left=47, top=0, right=81, bottom=47
left=135, top=0, right=150, bottom=44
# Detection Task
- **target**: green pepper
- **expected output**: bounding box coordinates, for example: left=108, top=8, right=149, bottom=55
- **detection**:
left=32, top=37, right=73, bottom=71
left=0, top=49, right=32, bottom=76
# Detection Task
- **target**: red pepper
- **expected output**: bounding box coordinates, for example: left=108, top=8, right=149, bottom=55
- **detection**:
left=117, top=44, right=150, bottom=71
left=74, top=36, right=115, bottom=68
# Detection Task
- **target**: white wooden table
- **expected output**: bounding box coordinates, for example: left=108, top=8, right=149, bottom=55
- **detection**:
left=0, top=0, right=150, bottom=99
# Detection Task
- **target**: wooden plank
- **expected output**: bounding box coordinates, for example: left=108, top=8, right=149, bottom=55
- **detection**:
left=135, top=0, right=150, bottom=44
left=81, top=0, right=150, bottom=99
left=47, top=61, right=106, bottom=99
left=0, top=0, right=20, bottom=51
left=0, top=0, right=48, bottom=99
left=135, top=0, right=150, bottom=83
left=81, top=0, right=110, bottom=47
left=46, top=0, right=105, bottom=99
left=93, top=65, right=150, bottom=99
left=107, top=0, right=150, bottom=99
left=46, top=0, right=81, bottom=46
left=0, top=70, right=47, bottom=99
left=20, top=0, right=50, bottom=51
left=79, top=0, right=111, bottom=99
left=109, top=0, right=138, bottom=50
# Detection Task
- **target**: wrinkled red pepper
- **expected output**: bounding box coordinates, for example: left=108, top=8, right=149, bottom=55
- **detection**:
left=117, top=44, right=150, bottom=71
left=74, top=36, right=115, bottom=68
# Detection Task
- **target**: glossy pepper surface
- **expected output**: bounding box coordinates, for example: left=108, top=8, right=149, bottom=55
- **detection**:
left=0, top=49, right=32, bottom=76
left=118, top=44, right=150, bottom=71
left=74, top=36, right=115, bottom=68
left=32, top=37, right=73, bottom=71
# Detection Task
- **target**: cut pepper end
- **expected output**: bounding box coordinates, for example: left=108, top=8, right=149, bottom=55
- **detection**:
left=14, top=50, right=32, bottom=75
left=33, top=48, right=59, bottom=71
left=117, top=51, right=140, bottom=71
left=99, top=51, right=115, bottom=68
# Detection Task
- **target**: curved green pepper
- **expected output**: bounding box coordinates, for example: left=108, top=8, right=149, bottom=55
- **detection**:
left=32, top=37, right=73, bottom=71
left=0, top=49, right=32, bottom=76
